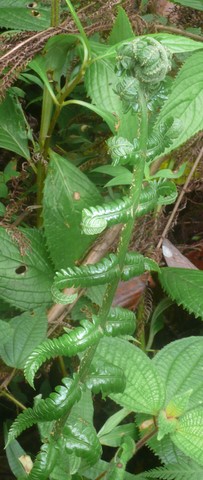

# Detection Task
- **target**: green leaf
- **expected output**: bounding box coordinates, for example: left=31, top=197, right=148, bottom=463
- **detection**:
left=104, top=307, right=136, bottom=336
left=0, top=0, right=50, bottom=31
left=0, top=202, right=6, bottom=216
left=156, top=51, right=203, bottom=154
left=152, top=33, right=203, bottom=52
left=171, top=407, right=203, bottom=465
left=99, top=423, right=136, bottom=448
left=4, top=424, right=27, bottom=479
left=26, top=441, right=59, bottom=480
left=0, top=319, right=13, bottom=345
left=0, top=227, right=54, bottom=310
left=0, top=308, right=47, bottom=369
left=98, top=407, right=131, bottom=438
left=153, top=336, right=203, bottom=411
left=108, top=6, right=134, bottom=45
left=82, top=196, right=133, bottom=235
left=64, top=420, right=102, bottom=466
left=95, top=337, right=165, bottom=414
left=169, top=0, right=203, bottom=11
left=43, top=150, right=102, bottom=270
left=159, top=267, right=203, bottom=320
left=81, top=459, right=136, bottom=480
left=0, top=93, right=30, bottom=160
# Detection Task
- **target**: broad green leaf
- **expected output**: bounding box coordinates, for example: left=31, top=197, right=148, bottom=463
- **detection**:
left=0, top=93, right=30, bottom=160
left=0, top=227, right=54, bottom=310
left=108, top=6, right=134, bottom=45
left=0, top=308, right=47, bottom=369
left=86, top=41, right=138, bottom=141
left=152, top=33, right=203, bottom=52
left=43, top=150, right=101, bottom=270
left=64, top=420, right=102, bottom=466
left=153, top=337, right=203, bottom=411
left=156, top=51, right=203, bottom=154
left=81, top=459, right=136, bottom=480
left=95, top=337, right=165, bottom=414
left=0, top=319, right=13, bottom=345
left=159, top=267, right=203, bottom=319
left=4, top=424, right=27, bottom=478
left=0, top=0, right=50, bottom=31
left=169, top=0, right=203, bottom=11
left=171, top=408, right=203, bottom=465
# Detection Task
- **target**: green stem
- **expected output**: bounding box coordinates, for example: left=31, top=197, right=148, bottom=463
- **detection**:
left=51, top=0, right=60, bottom=27
left=65, top=0, right=90, bottom=55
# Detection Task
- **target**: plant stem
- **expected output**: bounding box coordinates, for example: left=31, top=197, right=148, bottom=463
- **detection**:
left=51, top=0, right=60, bottom=27
left=65, top=0, right=90, bottom=54
left=0, top=390, right=26, bottom=410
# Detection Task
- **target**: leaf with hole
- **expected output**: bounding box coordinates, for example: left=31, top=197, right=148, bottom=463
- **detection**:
left=0, top=227, right=54, bottom=310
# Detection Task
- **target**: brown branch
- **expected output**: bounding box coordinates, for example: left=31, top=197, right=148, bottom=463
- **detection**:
left=154, top=24, right=203, bottom=43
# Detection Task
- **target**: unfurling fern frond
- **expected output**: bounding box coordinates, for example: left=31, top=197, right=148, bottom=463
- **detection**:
left=8, top=378, right=81, bottom=444
left=85, top=359, right=126, bottom=396
left=24, top=320, right=103, bottom=387
left=54, top=253, right=119, bottom=290
left=104, top=307, right=136, bottom=336
left=81, top=197, right=134, bottom=235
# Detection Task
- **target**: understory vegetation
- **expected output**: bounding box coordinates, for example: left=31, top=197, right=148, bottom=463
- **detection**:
left=1, top=1, right=203, bottom=479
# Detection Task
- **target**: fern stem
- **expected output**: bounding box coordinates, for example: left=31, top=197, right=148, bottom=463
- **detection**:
left=135, top=427, right=158, bottom=452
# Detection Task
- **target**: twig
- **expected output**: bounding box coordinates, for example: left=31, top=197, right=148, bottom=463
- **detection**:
left=154, top=24, right=203, bottom=43
left=157, top=145, right=203, bottom=250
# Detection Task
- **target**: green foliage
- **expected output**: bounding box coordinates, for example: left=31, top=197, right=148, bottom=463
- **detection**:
left=0, top=0, right=50, bottom=31
left=0, top=227, right=54, bottom=310
left=0, top=92, right=32, bottom=160
left=159, top=268, right=203, bottom=320
left=169, top=0, right=203, bottom=11
left=1, top=5, right=203, bottom=480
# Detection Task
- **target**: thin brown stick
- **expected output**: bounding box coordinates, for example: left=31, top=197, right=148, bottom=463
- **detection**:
left=47, top=225, right=122, bottom=330
left=154, top=24, right=203, bottom=43
left=157, top=145, right=203, bottom=250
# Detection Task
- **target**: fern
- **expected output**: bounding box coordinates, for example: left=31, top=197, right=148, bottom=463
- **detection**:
left=8, top=378, right=81, bottom=443
left=144, top=461, right=203, bottom=480
left=85, top=359, right=126, bottom=395
left=24, top=320, right=103, bottom=387
left=122, top=252, right=160, bottom=280
left=81, top=196, right=134, bottom=235
left=104, top=307, right=136, bottom=336
left=54, top=253, right=119, bottom=290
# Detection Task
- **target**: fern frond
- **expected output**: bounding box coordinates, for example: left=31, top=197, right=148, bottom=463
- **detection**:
left=8, top=378, right=81, bottom=443
left=122, top=252, right=160, bottom=281
left=81, top=197, right=133, bottom=235
left=135, top=183, right=157, bottom=218
left=51, top=284, right=78, bottom=304
left=24, top=320, right=103, bottom=387
left=145, top=461, right=203, bottom=480
left=54, top=253, right=119, bottom=290
left=85, top=359, right=126, bottom=396
left=104, top=307, right=136, bottom=336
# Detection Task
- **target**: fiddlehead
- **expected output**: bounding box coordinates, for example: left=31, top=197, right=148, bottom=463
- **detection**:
left=116, top=37, right=172, bottom=85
